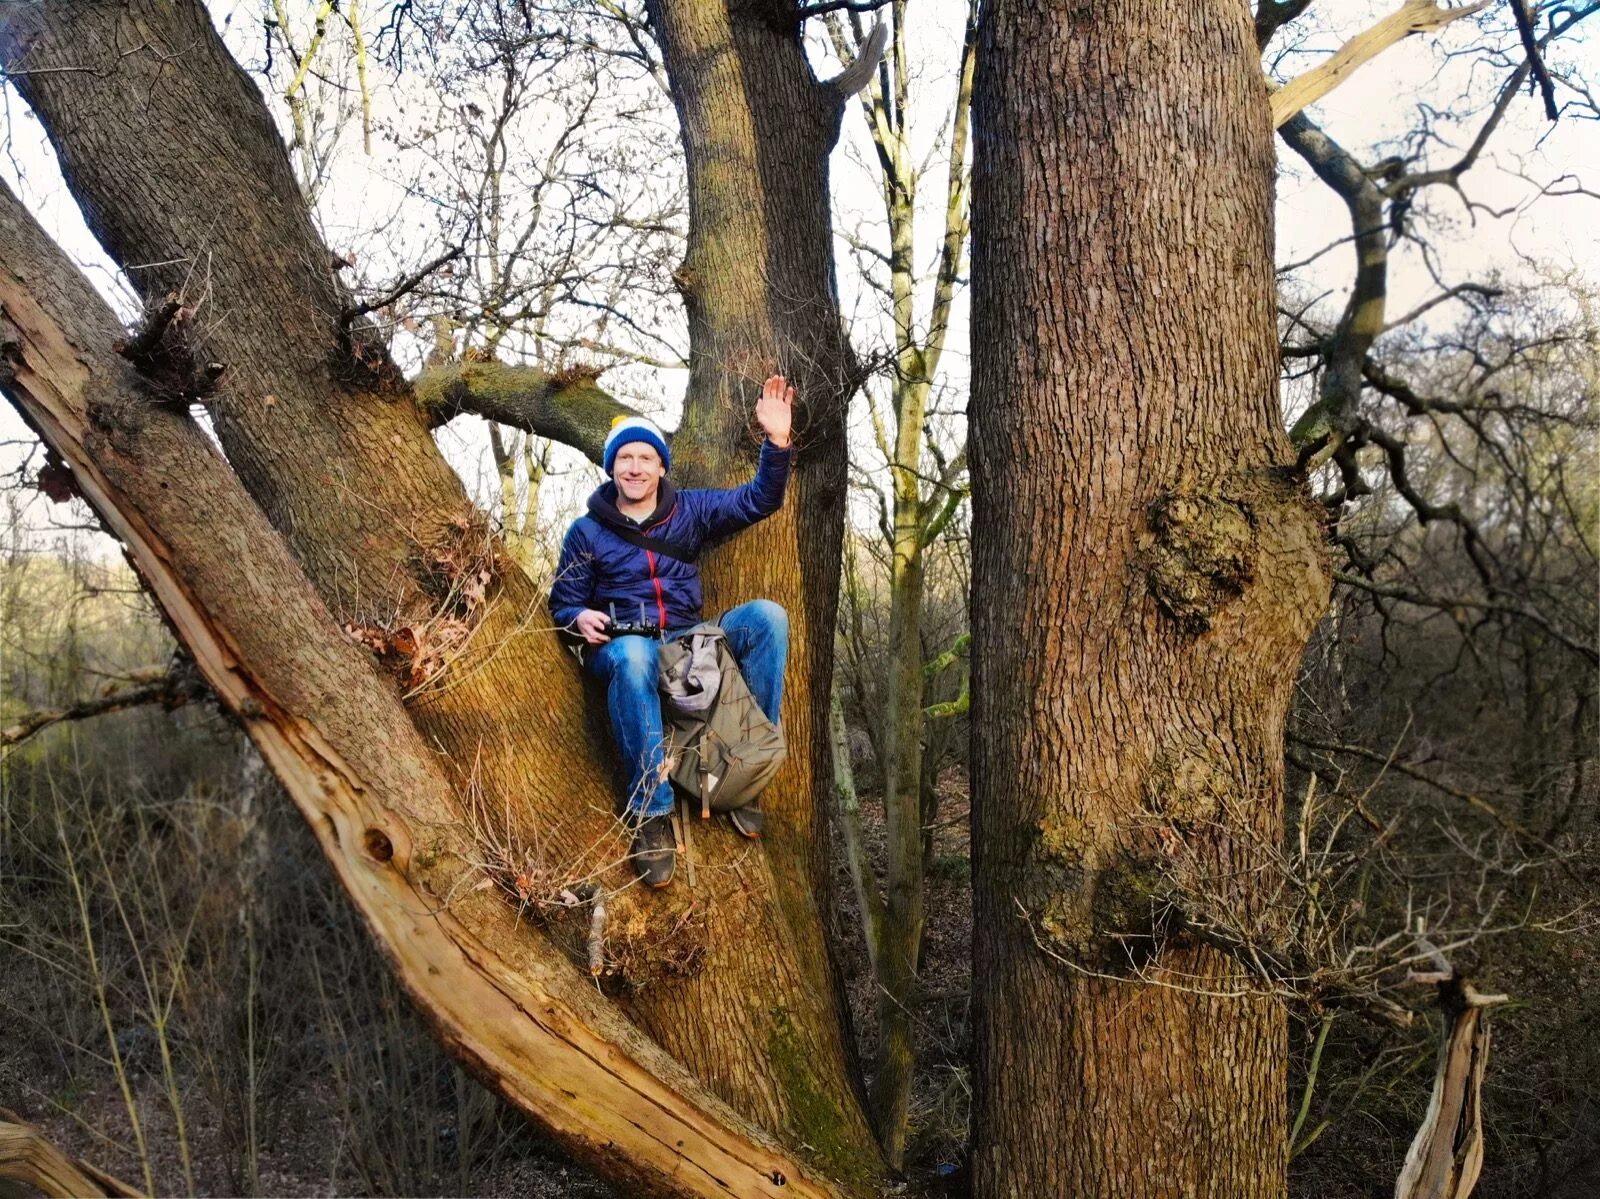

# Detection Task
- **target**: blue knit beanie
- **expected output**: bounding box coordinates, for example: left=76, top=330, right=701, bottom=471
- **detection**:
left=602, top=416, right=671, bottom=476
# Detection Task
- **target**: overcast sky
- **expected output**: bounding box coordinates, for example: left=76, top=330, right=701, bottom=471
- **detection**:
left=2, top=0, right=1594, bottom=559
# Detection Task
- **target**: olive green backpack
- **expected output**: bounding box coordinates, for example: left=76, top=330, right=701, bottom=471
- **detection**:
left=657, top=626, right=787, bottom=817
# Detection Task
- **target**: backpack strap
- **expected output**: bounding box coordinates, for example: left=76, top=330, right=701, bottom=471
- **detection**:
left=604, top=522, right=697, bottom=563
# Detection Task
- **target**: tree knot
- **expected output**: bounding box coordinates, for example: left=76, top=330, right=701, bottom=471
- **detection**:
left=1145, top=489, right=1256, bottom=633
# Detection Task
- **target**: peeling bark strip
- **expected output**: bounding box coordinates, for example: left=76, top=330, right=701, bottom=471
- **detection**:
left=0, top=1108, right=140, bottom=1198
left=969, top=0, right=1329, bottom=1194
left=0, top=182, right=836, bottom=1199
left=1, top=2, right=877, bottom=1179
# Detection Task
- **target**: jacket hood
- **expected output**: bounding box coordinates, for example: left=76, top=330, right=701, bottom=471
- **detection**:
left=587, top=477, right=678, bottom=530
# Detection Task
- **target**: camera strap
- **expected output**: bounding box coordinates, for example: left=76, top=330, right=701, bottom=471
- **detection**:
left=607, top=522, right=697, bottom=564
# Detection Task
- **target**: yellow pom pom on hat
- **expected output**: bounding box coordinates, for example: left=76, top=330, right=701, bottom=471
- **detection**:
left=602, top=415, right=671, bottom=476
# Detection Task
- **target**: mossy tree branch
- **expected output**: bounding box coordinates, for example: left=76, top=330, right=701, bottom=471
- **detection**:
left=415, top=361, right=643, bottom=466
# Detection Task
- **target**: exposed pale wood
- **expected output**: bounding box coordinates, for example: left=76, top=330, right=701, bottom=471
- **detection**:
left=0, top=180, right=837, bottom=1199
left=1394, top=981, right=1507, bottom=1199
left=0, top=1109, right=141, bottom=1198
left=1270, top=1, right=1490, bottom=127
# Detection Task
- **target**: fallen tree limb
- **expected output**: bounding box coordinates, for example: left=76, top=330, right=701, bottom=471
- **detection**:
left=0, top=179, right=839, bottom=1199
left=0, top=1108, right=141, bottom=1199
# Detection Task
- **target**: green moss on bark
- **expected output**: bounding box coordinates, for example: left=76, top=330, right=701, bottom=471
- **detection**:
left=766, top=1005, right=879, bottom=1191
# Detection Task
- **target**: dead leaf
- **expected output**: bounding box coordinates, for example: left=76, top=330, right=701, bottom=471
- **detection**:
left=37, top=459, right=78, bottom=504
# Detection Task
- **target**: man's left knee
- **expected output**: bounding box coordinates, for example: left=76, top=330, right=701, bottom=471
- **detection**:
left=748, top=599, right=787, bottom=640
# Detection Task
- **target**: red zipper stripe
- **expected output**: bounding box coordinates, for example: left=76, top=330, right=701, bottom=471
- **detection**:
left=645, top=550, right=668, bottom=629
left=641, top=501, right=676, bottom=631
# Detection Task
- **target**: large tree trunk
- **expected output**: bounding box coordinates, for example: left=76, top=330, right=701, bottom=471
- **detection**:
left=643, top=0, right=881, bottom=1178
left=967, top=2, right=1329, bottom=1195
left=0, top=180, right=831, bottom=1199
left=1, top=0, right=877, bottom=1185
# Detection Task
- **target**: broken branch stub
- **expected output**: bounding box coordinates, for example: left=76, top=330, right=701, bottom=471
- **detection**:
left=1394, top=969, right=1509, bottom=1199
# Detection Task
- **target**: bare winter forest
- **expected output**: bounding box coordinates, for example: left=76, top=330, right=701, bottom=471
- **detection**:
left=1, top=1, right=1595, bottom=1197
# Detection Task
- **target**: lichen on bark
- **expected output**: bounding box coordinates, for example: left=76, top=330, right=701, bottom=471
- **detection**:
left=1143, top=739, right=1233, bottom=828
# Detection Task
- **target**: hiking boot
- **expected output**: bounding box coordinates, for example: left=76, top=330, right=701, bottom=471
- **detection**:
left=728, top=803, right=764, bottom=840
left=631, top=813, right=676, bottom=888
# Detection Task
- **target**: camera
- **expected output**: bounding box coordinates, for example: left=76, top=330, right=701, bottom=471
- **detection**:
left=607, top=601, right=662, bottom=639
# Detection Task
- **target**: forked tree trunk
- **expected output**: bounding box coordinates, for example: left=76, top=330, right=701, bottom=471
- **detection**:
left=0, top=181, right=831, bottom=1199
left=1, top=0, right=878, bottom=1186
left=642, top=0, right=881, bottom=1178
left=968, top=2, right=1329, bottom=1195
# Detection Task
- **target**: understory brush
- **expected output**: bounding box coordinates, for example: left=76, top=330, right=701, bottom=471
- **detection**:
left=0, top=709, right=613, bottom=1198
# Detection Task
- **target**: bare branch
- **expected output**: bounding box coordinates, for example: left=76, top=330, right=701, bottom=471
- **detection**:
left=1332, top=568, right=1598, bottom=665
left=1269, top=1, right=1490, bottom=128
left=1386, top=4, right=1598, bottom=196
left=1383, top=282, right=1501, bottom=332
left=1289, top=731, right=1555, bottom=844
left=1255, top=0, right=1314, bottom=51
left=1, top=668, right=210, bottom=750
left=1508, top=0, right=1559, bottom=121
left=802, top=0, right=892, bottom=19
left=339, top=244, right=463, bottom=329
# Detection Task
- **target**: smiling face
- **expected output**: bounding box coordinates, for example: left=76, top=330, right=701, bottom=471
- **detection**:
left=612, top=442, right=666, bottom=507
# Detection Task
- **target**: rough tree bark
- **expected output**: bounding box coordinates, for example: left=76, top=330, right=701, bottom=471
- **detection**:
left=968, top=2, right=1329, bottom=1196
left=1, top=0, right=879, bottom=1187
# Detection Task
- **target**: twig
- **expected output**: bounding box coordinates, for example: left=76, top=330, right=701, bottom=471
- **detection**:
left=339, top=245, right=463, bottom=329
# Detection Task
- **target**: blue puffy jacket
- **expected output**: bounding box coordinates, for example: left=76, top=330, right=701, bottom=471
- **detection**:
left=549, top=441, right=793, bottom=634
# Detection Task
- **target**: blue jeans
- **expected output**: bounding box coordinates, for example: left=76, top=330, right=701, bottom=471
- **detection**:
left=584, top=599, right=788, bottom=819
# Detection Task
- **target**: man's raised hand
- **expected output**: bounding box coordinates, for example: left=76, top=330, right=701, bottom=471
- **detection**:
left=756, top=375, right=794, bottom=449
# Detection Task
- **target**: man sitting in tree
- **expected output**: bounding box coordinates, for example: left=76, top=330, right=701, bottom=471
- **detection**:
left=549, top=376, right=796, bottom=888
